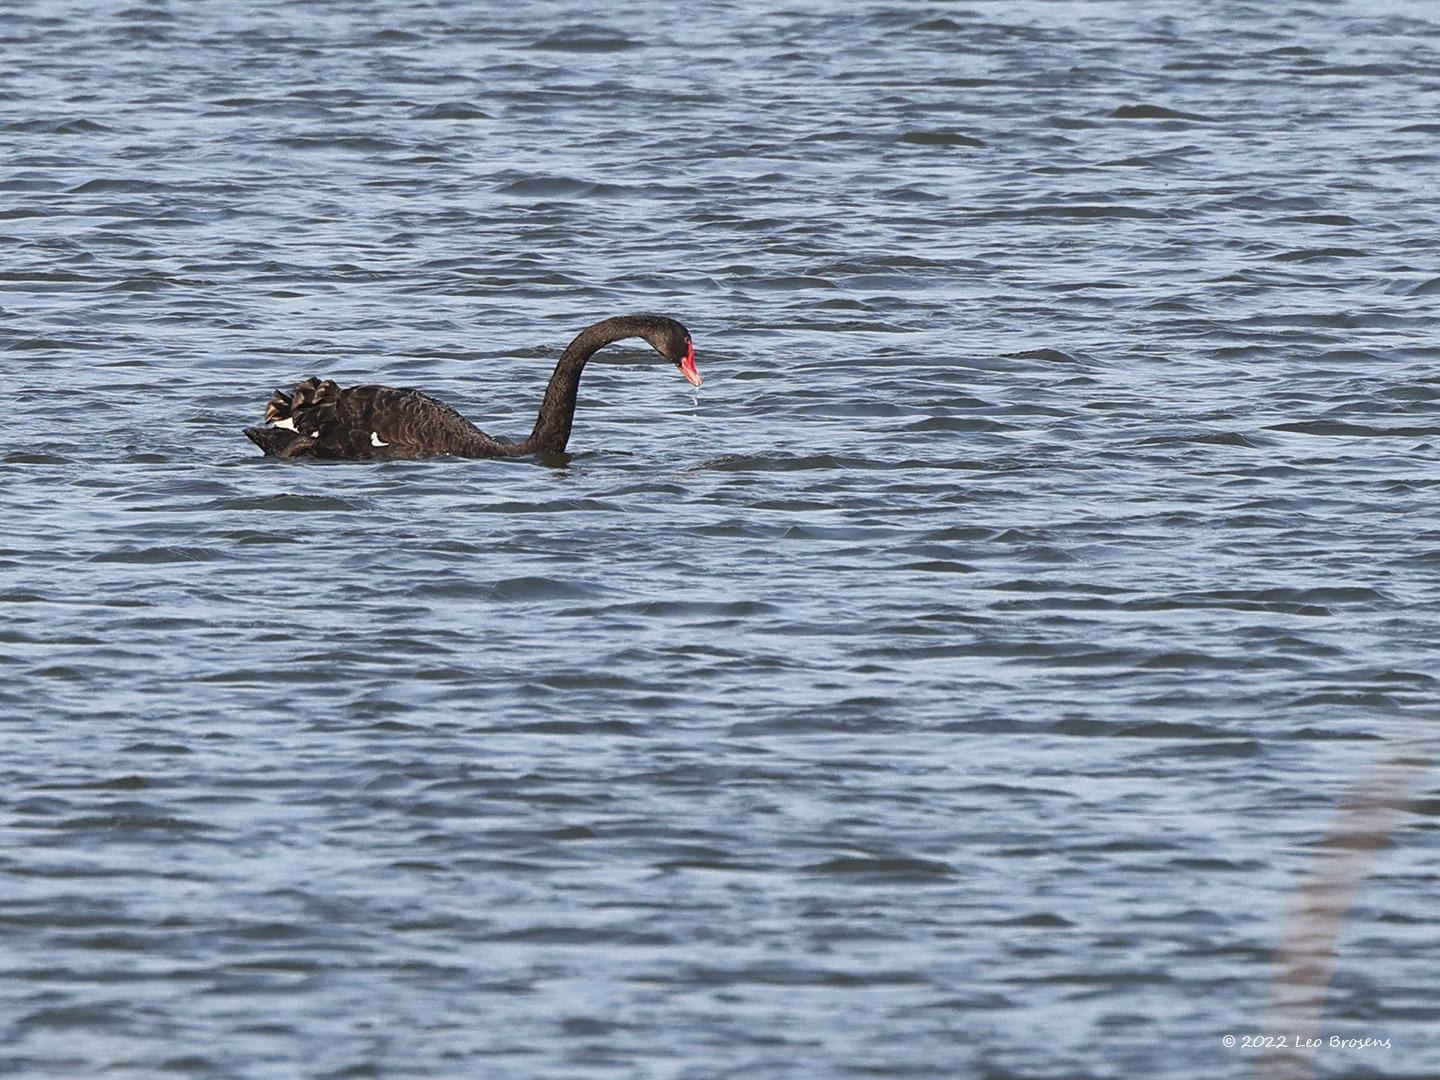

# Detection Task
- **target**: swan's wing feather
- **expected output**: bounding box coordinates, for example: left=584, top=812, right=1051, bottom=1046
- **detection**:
left=321, top=384, right=496, bottom=458
left=254, top=378, right=508, bottom=459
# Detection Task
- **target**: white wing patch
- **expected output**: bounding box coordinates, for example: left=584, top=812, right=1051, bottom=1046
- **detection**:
left=370, top=432, right=390, bottom=447
left=272, top=417, right=297, bottom=431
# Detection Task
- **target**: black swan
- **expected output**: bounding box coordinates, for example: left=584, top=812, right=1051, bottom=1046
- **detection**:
left=244, top=313, right=700, bottom=460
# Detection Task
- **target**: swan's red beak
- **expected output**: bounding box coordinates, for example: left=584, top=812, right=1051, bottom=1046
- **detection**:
left=679, top=341, right=702, bottom=387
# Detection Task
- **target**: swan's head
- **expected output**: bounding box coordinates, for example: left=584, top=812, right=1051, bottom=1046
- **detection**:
left=640, top=316, right=702, bottom=388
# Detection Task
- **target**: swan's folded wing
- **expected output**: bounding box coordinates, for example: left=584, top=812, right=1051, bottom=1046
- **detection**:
left=324, top=385, right=499, bottom=458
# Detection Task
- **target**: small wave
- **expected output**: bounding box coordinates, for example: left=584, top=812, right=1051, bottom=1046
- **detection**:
left=1276, top=213, right=1359, bottom=225
left=366, top=28, right=422, bottom=44
left=3, top=451, right=72, bottom=464
left=492, top=719, right=644, bottom=736
left=911, top=17, right=964, bottom=31
left=1156, top=740, right=1265, bottom=760
left=897, top=130, right=985, bottom=148
left=1285, top=64, right=1407, bottom=77
left=1269, top=247, right=1369, bottom=262
left=694, top=453, right=852, bottom=472
left=89, top=546, right=227, bottom=564
left=271, top=135, right=407, bottom=152
left=67, top=178, right=176, bottom=193
left=1109, top=104, right=1216, bottom=122
left=803, top=857, right=953, bottom=879
left=1135, top=430, right=1263, bottom=448
left=1002, top=347, right=1079, bottom=363
left=7, top=118, right=112, bottom=135
left=902, top=560, right=978, bottom=574
left=882, top=185, right=945, bottom=202
left=410, top=103, right=493, bottom=121
left=487, top=575, right=604, bottom=601
left=210, top=494, right=369, bottom=512
left=1268, top=420, right=1440, bottom=438
left=494, top=175, right=593, bottom=197
left=983, top=204, right=1169, bottom=220
left=529, top=28, right=638, bottom=52
left=1138, top=586, right=1389, bottom=613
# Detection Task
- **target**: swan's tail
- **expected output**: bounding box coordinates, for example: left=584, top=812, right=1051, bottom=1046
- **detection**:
left=263, top=387, right=293, bottom=425
left=248, top=377, right=342, bottom=457
left=264, top=377, right=341, bottom=425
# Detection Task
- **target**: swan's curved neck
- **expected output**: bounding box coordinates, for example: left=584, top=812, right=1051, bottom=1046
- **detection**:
left=518, top=315, right=659, bottom=455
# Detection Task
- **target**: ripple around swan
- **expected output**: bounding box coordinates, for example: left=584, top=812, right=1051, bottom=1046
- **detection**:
left=5, top=2, right=1440, bottom=1079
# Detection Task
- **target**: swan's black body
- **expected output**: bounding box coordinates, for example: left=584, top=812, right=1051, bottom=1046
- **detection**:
left=244, top=314, right=698, bottom=461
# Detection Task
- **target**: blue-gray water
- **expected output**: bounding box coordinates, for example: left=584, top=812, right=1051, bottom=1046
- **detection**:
left=4, top=2, right=1439, bottom=1078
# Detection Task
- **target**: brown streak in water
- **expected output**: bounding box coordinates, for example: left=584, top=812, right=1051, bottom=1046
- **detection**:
left=1260, top=739, right=1433, bottom=1080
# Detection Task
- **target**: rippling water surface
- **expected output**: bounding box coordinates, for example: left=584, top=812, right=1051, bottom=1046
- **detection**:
left=4, top=2, right=1440, bottom=1077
